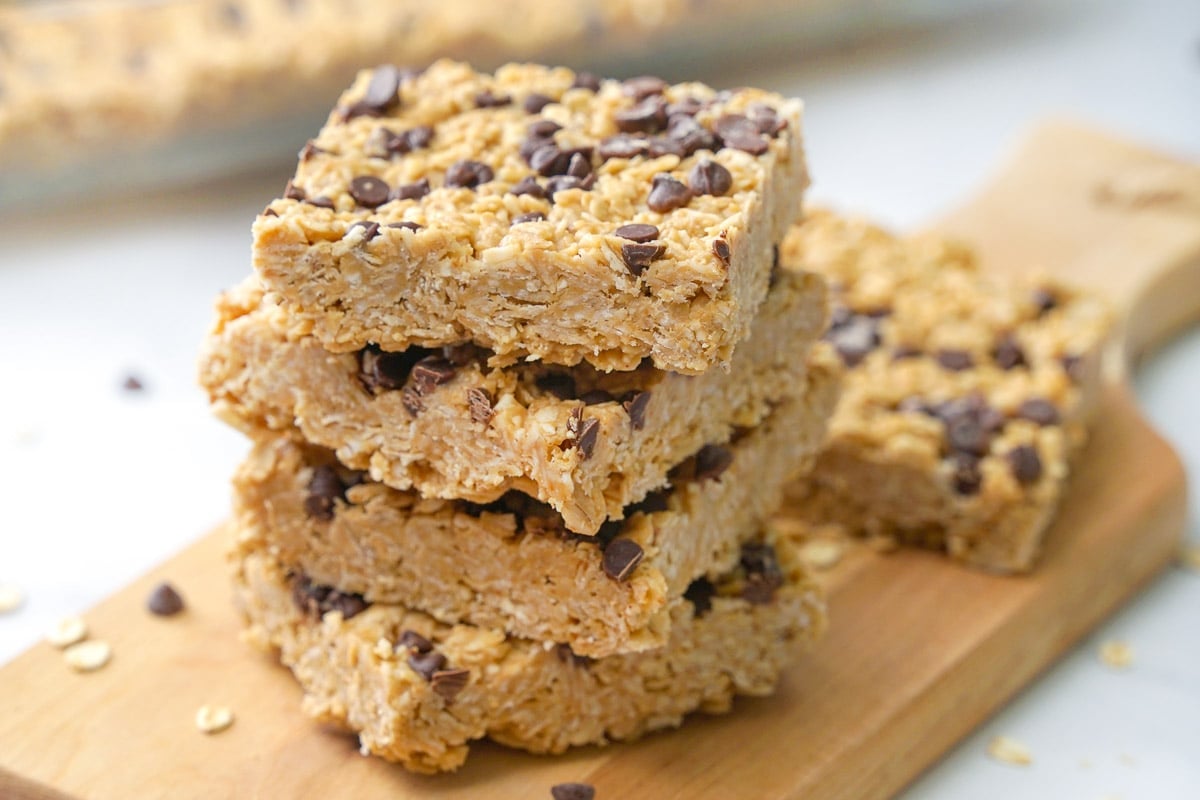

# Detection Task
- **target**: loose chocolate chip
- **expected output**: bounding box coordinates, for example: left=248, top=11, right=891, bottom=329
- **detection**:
left=391, top=178, right=430, bottom=201
left=621, top=242, right=665, bottom=276
left=712, top=237, right=731, bottom=265
left=571, top=72, right=602, bottom=92
left=1016, top=398, right=1061, bottom=426
left=361, top=65, right=403, bottom=113
left=146, top=582, right=185, bottom=616
left=398, top=629, right=433, bottom=653
left=1007, top=444, right=1043, bottom=484
left=430, top=667, right=470, bottom=700
left=684, top=577, right=716, bottom=617
left=689, top=159, right=733, bottom=196
left=993, top=335, right=1027, bottom=370
left=554, top=644, right=593, bottom=668
left=823, top=311, right=881, bottom=367
left=304, top=465, right=344, bottom=520
left=358, top=345, right=427, bottom=392
left=936, top=349, right=975, bottom=371
left=622, top=75, right=667, bottom=99
left=746, top=102, right=787, bottom=136
left=694, top=444, right=733, bottom=481
left=523, top=92, right=554, bottom=113
left=615, top=223, right=659, bottom=242
left=666, top=114, right=719, bottom=155
left=646, top=137, right=687, bottom=158
left=598, top=134, right=648, bottom=160
left=512, top=211, right=546, bottom=225
left=410, top=357, right=456, bottom=393
left=740, top=543, right=783, bottom=604
left=347, top=220, right=381, bottom=241
left=305, top=195, right=335, bottom=209
left=510, top=175, right=547, bottom=199
left=551, top=783, right=596, bottom=800
left=474, top=89, right=511, bottom=108
left=579, top=390, right=615, bottom=405
left=1031, top=288, right=1058, bottom=315
left=349, top=175, right=390, bottom=208
left=950, top=453, right=983, bottom=495
left=602, top=538, right=644, bottom=581
left=283, top=180, right=306, bottom=201
left=445, top=160, right=494, bottom=189
left=714, top=114, right=769, bottom=155
left=408, top=650, right=447, bottom=680
left=623, top=391, right=651, bottom=430
left=386, top=220, right=423, bottom=232
left=122, top=374, right=145, bottom=392
left=466, top=387, right=494, bottom=424
left=614, top=95, right=668, bottom=134
left=667, top=96, right=704, bottom=117
left=536, top=372, right=577, bottom=399
left=647, top=173, right=692, bottom=212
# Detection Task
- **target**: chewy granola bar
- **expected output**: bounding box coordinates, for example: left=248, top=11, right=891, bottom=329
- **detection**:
left=778, top=211, right=1112, bottom=572
left=200, top=266, right=828, bottom=536
left=233, top=355, right=838, bottom=658
left=252, top=60, right=809, bottom=373
left=233, top=527, right=825, bottom=773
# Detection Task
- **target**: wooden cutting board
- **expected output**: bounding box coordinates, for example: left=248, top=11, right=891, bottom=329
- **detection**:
left=1, top=122, right=1197, bottom=800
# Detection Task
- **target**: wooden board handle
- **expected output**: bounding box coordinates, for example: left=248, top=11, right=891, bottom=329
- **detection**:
left=930, top=120, right=1200, bottom=366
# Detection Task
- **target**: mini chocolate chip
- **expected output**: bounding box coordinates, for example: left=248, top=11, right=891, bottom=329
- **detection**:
left=380, top=125, right=433, bottom=155
left=298, top=141, right=326, bottom=162
left=520, top=134, right=556, bottom=163
left=537, top=372, right=577, bottom=399
left=566, top=152, right=592, bottom=179
left=622, top=75, right=667, bottom=99
left=646, top=137, right=687, bottom=158
left=571, top=72, right=602, bottom=92
left=714, top=114, right=768, bottom=155
left=951, top=453, right=983, bottom=495
left=892, top=345, right=922, bottom=360
left=623, top=391, right=651, bottom=430
left=993, top=335, right=1027, bottom=370
left=945, top=413, right=990, bottom=457
left=747, top=102, right=787, bottom=136
left=615, top=223, right=659, bottom=242
left=1007, top=444, right=1043, bottom=484
left=445, top=160, right=494, bottom=189
left=291, top=575, right=328, bottom=618
left=740, top=543, right=783, bottom=604
left=474, top=89, right=511, bottom=108
left=122, top=374, right=145, bottom=392
left=546, top=175, right=592, bottom=195
left=347, top=220, right=380, bottom=240
left=466, top=387, right=494, bottom=424
left=1061, top=353, right=1085, bottom=382
left=261, top=207, right=279, bottom=218
left=391, top=178, right=430, bottom=201
left=579, top=390, right=615, bottom=405
left=358, top=345, right=427, bottom=392
left=684, top=577, right=716, bottom=617
left=523, top=92, right=554, bottom=113
left=598, top=134, right=648, bottom=160
left=512, top=211, right=546, bottom=225
left=712, top=237, right=731, bottom=265
left=666, top=114, right=718, bottom=155
left=602, top=538, right=644, bottom=581
left=554, top=644, right=593, bottom=668
left=324, top=591, right=367, bottom=620
left=1031, top=288, right=1058, bottom=315
left=621, top=242, right=665, bottom=276
left=430, top=667, right=470, bottom=700
left=568, top=408, right=600, bottom=459
left=305, top=464, right=344, bottom=521
left=667, top=96, right=704, bottom=117
left=146, top=582, right=185, bottom=616
left=361, top=65, right=403, bottom=113
left=349, top=175, right=390, bottom=208
left=647, top=174, right=692, bottom=212
left=551, top=783, right=596, bottom=800
left=386, top=220, right=423, bottom=231
left=615, top=95, right=668, bottom=133
left=936, top=349, right=975, bottom=371
left=408, top=650, right=447, bottom=680
left=305, top=195, right=335, bottom=209
left=823, top=311, right=881, bottom=367
left=398, top=629, right=434, bottom=653
left=689, top=159, right=732, bottom=195
left=695, top=444, right=733, bottom=481
left=410, top=357, right=456, bottom=393
left=527, top=123, right=561, bottom=143
left=530, top=144, right=565, bottom=176
left=510, top=175, right=547, bottom=198
left=1016, top=398, right=1061, bottom=426
left=284, top=180, right=306, bottom=201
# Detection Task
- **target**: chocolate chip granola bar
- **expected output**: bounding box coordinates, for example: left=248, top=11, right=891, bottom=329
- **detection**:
left=252, top=60, right=809, bottom=373
left=233, top=353, right=837, bottom=658
left=200, top=266, right=827, bottom=535
left=778, top=211, right=1112, bottom=572
left=233, top=526, right=825, bottom=773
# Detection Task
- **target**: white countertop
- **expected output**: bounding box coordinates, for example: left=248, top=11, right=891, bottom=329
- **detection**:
left=1, top=0, right=1197, bottom=795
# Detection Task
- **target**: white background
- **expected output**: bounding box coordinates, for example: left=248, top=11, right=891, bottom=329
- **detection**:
left=1, top=0, right=1197, bottom=796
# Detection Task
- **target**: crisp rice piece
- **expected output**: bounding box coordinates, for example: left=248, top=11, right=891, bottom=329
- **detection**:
left=201, top=267, right=827, bottom=536
left=234, top=354, right=838, bottom=658
left=252, top=60, right=810, bottom=374
left=778, top=211, right=1113, bottom=573
left=232, top=525, right=826, bottom=774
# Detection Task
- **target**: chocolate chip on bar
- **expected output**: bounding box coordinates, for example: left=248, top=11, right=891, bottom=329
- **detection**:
left=689, top=159, right=732, bottom=196
left=466, top=387, right=494, bottom=423
left=623, top=391, right=651, bottom=430
left=430, top=668, right=470, bottom=701
left=408, top=650, right=448, bottom=680
left=602, top=538, right=644, bottom=581
left=647, top=174, right=692, bottom=213
left=1006, top=444, right=1043, bottom=484
left=349, top=175, right=390, bottom=208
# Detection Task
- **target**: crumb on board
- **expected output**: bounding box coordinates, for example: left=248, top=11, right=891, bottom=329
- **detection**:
left=987, top=735, right=1033, bottom=766
left=195, top=705, right=235, bottom=734
left=0, top=583, right=24, bottom=614
left=46, top=616, right=89, bottom=648
left=798, top=538, right=844, bottom=570
left=1099, top=639, right=1134, bottom=669
left=64, top=640, right=112, bottom=672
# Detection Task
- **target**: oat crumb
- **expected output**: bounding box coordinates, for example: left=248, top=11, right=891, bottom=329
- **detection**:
left=195, top=704, right=235, bottom=734
left=799, top=539, right=844, bottom=570
left=1099, top=640, right=1134, bottom=669
left=46, top=616, right=89, bottom=648
left=0, top=583, right=24, bottom=614
left=987, top=735, right=1032, bottom=766
left=64, top=640, right=112, bottom=672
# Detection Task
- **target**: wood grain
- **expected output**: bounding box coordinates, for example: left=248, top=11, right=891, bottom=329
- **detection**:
left=0, top=122, right=1194, bottom=800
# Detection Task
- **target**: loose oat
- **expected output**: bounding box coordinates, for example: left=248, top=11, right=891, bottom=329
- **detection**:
left=46, top=616, right=89, bottom=648
left=986, top=735, right=1033, bottom=766
left=195, top=705, right=235, bottom=734
left=0, top=583, right=24, bottom=614
left=798, top=539, right=844, bottom=570
left=1099, top=639, right=1134, bottom=669
left=64, top=640, right=112, bottom=672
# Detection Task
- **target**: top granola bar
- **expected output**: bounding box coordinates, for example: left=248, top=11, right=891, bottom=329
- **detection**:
left=253, top=60, right=809, bottom=373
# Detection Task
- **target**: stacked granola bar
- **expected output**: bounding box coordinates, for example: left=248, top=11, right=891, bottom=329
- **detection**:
left=199, top=60, right=837, bottom=772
